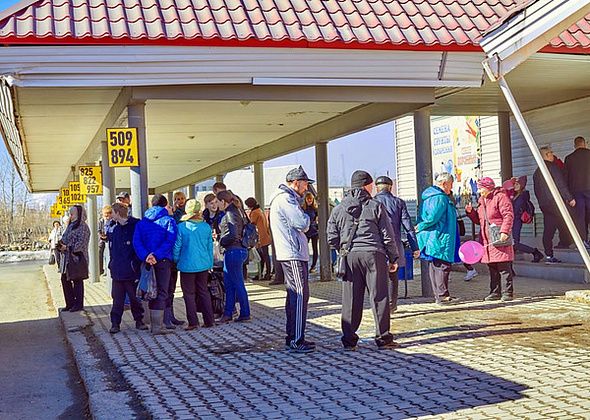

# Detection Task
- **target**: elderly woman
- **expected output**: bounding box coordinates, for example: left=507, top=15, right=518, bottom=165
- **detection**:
left=58, top=205, right=90, bottom=312
left=466, top=177, right=515, bottom=301
left=416, top=172, right=459, bottom=305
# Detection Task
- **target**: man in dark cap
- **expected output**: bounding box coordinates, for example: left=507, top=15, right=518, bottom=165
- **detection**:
left=269, top=166, right=313, bottom=353
left=374, top=175, right=419, bottom=312
left=327, top=170, right=400, bottom=350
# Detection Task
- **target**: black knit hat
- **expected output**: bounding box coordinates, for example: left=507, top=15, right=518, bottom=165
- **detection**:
left=375, top=176, right=393, bottom=186
left=351, top=170, right=373, bottom=188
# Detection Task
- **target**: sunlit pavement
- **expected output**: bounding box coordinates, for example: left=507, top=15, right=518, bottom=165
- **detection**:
left=44, top=265, right=590, bottom=419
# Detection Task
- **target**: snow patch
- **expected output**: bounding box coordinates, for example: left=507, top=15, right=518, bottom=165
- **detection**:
left=0, top=250, right=50, bottom=264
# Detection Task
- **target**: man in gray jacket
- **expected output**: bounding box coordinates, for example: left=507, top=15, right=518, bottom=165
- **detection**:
left=328, top=170, right=399, bottom=350
left=269, top=167, right=313, bottom=353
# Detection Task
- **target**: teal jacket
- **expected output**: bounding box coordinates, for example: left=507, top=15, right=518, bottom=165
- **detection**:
left=173, top=219, right=214, bottom=273
left=416, top=186, right=458, bottom=263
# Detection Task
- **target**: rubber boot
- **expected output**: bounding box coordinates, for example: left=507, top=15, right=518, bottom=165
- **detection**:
left=163, top=307, right=176, bottom=330
left=170, top=305, right=185, bottom=326
left=150, top=310, right=171, bottom=335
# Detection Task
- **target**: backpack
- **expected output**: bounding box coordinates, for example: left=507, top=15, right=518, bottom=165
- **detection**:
left=521, top=199, right=535, bottom=224
left=242, top=222, right=259, bottom=249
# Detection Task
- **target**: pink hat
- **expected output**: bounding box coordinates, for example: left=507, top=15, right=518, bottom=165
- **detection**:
left=502, top=179, right=515, bottom=191
left=477, top=177, right=496, bottom=190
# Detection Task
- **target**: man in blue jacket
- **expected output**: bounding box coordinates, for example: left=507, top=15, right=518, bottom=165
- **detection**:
left=107, top=203, right=147, bottom=334
left=133, top=194, right=178, bottom=334
left=374, top=176, right=420, bottom=312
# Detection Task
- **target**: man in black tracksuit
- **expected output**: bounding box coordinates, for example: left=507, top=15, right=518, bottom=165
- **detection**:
left=564, top=136, right=590, bottom=246
left=374, top=176, right=419, bottom=312
left=327, top=170, right=399, bottom=350
left=533, top=146, right=576, bottom=263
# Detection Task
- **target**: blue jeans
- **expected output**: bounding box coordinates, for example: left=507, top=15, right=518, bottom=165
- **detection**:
left=223, top=248, right=250, bottom=318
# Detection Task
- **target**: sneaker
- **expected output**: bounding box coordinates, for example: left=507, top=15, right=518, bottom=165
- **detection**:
left=309, top=267, right=316, bottom=274
left=216, top=315, right=233, bottom=324
left=234, top=316, right=251, bottom=323
left=436, top=296, right=459, bottom=305
left=109, top=325, right=120, bottom=334
left=378, top=341, right=401, bottom=350
left=289, top=342, right=315, bottom=354
left=464, top=269, right=478, bottom=281
left=501, top=294, right=514, bottom=302
left=484, top=293, right=501, bottom=301
left=285, top=340, right=316, bottom=350
left=135, top=321, right=148, bottom=330
left=545, top=256, right=562, bottom=264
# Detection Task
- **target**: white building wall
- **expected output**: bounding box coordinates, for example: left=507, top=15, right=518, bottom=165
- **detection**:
left=395, top=115, right=417, bottom=217
left=480, top=116, right=502, bottom=183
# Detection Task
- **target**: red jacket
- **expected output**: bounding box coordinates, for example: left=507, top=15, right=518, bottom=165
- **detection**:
left=466, top=188, right=514, bottom=264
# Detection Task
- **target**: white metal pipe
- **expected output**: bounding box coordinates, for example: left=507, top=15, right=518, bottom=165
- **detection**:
left=498, top=76, right=590, bottom=280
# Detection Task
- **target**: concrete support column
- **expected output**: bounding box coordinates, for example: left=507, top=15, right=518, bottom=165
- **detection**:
left=86, top=195, right=100, bottom=283
left=215, top=174, right=224, bottom=184
left=128, top=101, right=148, bottom=218
left=166, top=192, right=173, bottom=204
left=315, top=142, right=331, bottom=282
left=498, top=111, right=513, bottom=181
left=100, top=141, right=115, bottom=206
left=187, top=184, right=196, bottom=199
left=414, top=110, right=434, bottom=298
left=254, top=162, right=265, bottom=207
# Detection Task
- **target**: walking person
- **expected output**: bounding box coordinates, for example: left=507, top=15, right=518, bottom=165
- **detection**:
left=564, top=136, right=590, bottom=247
left=245, top=197, right=272, bottom=281
left=107, top=203, right=148, bottom=333
left=328, top=171, right=400, bottom=350
left=533, top=146, right=576, bottom=264
left=216, top=190, right=251, bottom=323
left=374, top=175, right=420, bottom=312
left=58, top=205, right=90, bottom=312
left=269, top=166, right=313, bottom=353
left=173, top=199, right=215, bottom=330
left=133, top=194, right=178, bottom=335
left=302, top=192, right=319, bottom=273
left=98, top=205, right=113, bottom=275
left=466, top=178, right=516, bottom=301
left=48, top=220, right=63, bottom=270
left=416, top=173, right=459, bottom=305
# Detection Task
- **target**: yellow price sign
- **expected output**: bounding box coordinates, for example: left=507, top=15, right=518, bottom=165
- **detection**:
left=107, top=128, right=139, bottom=167
left=79, top=166, right=103, bottom=195
left=69, top=182, right=86, bottom=204
left=61, top=189, right=72, bottom=207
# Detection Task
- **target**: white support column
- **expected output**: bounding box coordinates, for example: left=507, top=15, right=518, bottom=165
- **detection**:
left=498, top=77, right=590, bottom=280
left=414, top=110, right=434, bottom=297
left=215, top=174, right=224, bottom=184
left=187, top=184, right=196, bottom=199
left=166, top=192, right=173, bottom=204
left=128, top=101, right=148, bottom=218
left=86, top=195, right=100, bottom=283
left=254, top=162, right=265, bottom=207
left=101, top=141, right=115, bottom=206
left=498, top=111, right=513, bottom=182
left=315, top=142, right=332, bottom=282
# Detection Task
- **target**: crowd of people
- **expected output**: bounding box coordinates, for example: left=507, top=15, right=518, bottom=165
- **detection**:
left=50, top=136, right=587, bottom=352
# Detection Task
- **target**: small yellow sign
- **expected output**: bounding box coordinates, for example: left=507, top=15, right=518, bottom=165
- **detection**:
left=107, top=128, right=139, bottom=167
left=61, top=189, right=72, bottom=207
left=69, top=182, right=86, bottom=204
left=79, top=166, right=103, bottom=195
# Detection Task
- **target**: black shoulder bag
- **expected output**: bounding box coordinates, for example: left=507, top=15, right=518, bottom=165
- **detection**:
left=335, top=217, right=361, bottom=281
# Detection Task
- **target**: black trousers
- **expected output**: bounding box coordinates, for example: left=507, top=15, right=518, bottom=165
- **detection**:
left=167, top=263, right=178, bottom=309
left=341, top=251, right=392, bottom=348
left=98, top=241, right=105, bottom=274
left=541, top=206, right=569, bottom=257
left=488, top=262, right=514, bottom=297
left=388, top=271, right=399, bottom=309
left=280, top=260, right=309, bottom=346
left=149, top=260, right=171, bottom=310
left=428, top=259, right=451, bottom=303
left=308, top=236, right=319, bottom=269
left=258, top=245, right=272, bottom=278
left=61, top=272, right=84, bottom=310
left=110, top=280, right=143, bottom=326
left=180, top=271, right=214, bottom=327
left=270, top=240, right=284, bottom=282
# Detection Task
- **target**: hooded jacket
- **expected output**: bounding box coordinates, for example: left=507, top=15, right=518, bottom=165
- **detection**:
left=416, top=186, right=457, bottom=263
left=327, top=188, right=398, bottom=263
left=133, top=206, right=178, bottom=262
left=219, top=203, right=247, bottom=251
left=269, top=184, right=310, bottom=261
left=173, top=219, right=214, bottom=273
left=107, top=217, right=141, bottom=281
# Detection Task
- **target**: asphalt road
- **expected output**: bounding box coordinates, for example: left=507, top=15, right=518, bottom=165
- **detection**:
left=0, top=261, right=88, bottom=420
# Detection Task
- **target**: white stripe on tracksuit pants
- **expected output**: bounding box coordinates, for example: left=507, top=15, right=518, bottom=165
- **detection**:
left=280, top=260, right=309, bottom=346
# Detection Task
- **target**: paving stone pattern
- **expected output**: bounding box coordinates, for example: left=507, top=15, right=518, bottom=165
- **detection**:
left=63, top=269, right=590, bottom=419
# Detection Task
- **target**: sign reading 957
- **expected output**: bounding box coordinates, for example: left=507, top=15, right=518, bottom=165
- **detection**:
left=79, top=166, right=103, bottom=195
left=106, top=128, right=139, bottom=167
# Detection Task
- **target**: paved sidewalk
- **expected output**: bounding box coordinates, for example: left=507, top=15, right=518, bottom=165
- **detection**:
left=45, top=267, right=590, bottom=419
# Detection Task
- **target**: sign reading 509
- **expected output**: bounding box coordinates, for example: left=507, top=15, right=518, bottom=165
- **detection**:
left=107, top=128, right=139, bottom=167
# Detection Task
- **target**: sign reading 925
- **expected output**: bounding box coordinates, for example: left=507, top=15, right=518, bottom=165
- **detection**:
left=106, top=128, right=139, bottom=167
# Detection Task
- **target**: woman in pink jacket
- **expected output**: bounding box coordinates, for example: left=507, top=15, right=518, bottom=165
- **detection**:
left=465, top=177, right=515, bottom=302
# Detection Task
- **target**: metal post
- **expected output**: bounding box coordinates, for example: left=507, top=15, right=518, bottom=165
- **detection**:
left=498, top=76, right=590, bottom=279
left=414, top=110, right=434, bottom=297
left=498, top=111, right=513, bottom=181
left=187, top=184, right=196, bottom=199
left=254, top=162, right=265, bottom=207
left=315, top=142, right=332, bottom=282
left=101, top=141, right=115, bottom=206
left=86, top=195, right=100, bottom=283
left=128, top=101, right=148, bottom=218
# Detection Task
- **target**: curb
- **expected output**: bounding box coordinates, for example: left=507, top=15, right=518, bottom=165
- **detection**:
left=42, top=265, right=143, bottom=420
left=564, top=290, right=590, bottom=305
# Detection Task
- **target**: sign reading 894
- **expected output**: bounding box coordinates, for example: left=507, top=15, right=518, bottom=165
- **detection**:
left=106, top=128, right=139, bottom=167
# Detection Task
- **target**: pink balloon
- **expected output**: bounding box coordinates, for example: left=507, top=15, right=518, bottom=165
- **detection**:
left=459, top=241, right=484, bottom=265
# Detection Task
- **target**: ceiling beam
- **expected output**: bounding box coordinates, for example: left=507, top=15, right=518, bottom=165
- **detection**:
left=133, top=84, right=435, bottom=104
left=155, top=101, right=431, bottom=193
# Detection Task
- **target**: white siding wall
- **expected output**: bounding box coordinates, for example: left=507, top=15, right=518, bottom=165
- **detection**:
left=480, top=116, right=502, bottom=183
left=395, top=116, right=418, bottom=218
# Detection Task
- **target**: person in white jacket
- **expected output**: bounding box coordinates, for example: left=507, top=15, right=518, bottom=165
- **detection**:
left=269, top=166, right=313, bottom=353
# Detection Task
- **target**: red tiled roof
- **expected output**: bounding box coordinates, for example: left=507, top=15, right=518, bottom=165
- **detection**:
left=0, top=0, right=588, bottom=52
